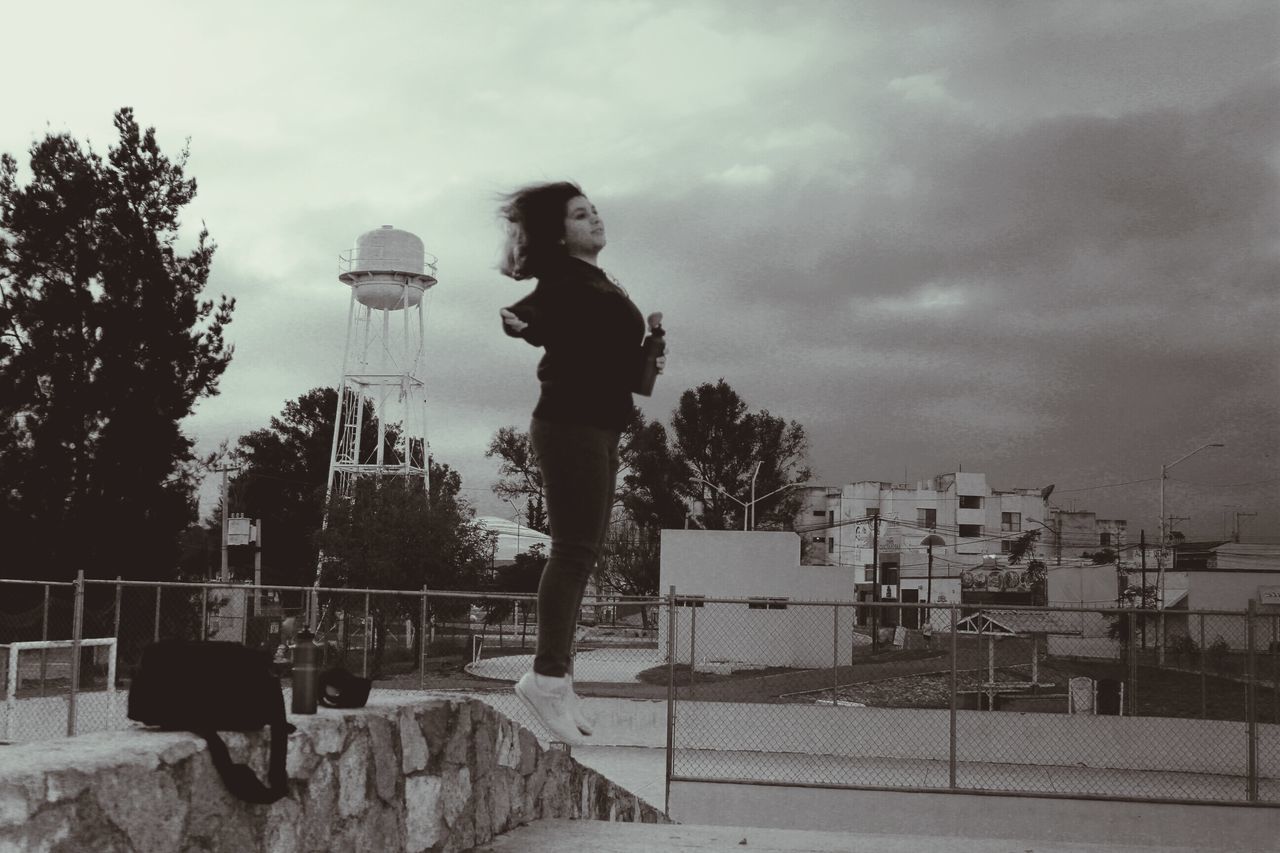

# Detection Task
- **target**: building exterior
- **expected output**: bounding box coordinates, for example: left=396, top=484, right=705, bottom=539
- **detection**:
left=796, top=472, right=1051, bottom=614
left=1044, top=509, right=1128, bottom=562
left=658, top=529, right=864, bottom=669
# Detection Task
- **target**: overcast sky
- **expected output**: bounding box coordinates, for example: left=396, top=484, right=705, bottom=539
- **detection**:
left=4, top=1, right=1277, bottom=543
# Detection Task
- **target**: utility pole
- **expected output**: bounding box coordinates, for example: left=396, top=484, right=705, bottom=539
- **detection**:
left=1139, top=530, right=1147, bottom=651
left=214, top=464, right=242, bottom=582
left=871, top=514, right=880, bottom=654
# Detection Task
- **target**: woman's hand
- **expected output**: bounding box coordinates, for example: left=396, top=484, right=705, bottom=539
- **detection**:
left=500, top=308, right=528, bottom=333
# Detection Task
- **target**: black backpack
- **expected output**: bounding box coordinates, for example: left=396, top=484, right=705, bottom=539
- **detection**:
left=128, top=640, right=294, bottom=804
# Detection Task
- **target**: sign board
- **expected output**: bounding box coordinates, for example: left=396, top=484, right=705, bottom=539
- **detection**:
left=227, top=516, right=255, bottom=546
left=1260, top=586, right=1280, bottom=609
left=880, top=584, right=897, bottom=600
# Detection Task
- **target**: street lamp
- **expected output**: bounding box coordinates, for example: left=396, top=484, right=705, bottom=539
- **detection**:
left=688, top=461, right=811, bottom=531
left=1155, top=441, right=1224, bottom=663
left=1025, top=517, right=1061, bottom=566
left=1160, top=442, right=1224, bottom=551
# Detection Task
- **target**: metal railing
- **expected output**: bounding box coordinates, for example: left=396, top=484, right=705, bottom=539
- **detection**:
left=663, top=591, right=1279, bottom=807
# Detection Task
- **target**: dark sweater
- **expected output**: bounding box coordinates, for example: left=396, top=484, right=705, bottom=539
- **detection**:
left=503, top=257, right=647, bottom=431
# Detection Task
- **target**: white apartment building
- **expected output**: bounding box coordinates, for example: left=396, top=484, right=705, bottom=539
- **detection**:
left=796, top=472, right=1052, bottom=616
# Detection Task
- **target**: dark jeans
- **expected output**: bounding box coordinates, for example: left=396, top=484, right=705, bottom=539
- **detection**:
left=529, top=417, right=620, bottom=677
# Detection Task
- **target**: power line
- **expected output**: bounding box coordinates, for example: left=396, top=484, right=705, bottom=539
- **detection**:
left=1055, top=477, right=1160, bottom=493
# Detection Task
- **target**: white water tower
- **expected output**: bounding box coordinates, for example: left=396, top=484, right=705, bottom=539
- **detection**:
left=325, top=225, right=437, bottom=500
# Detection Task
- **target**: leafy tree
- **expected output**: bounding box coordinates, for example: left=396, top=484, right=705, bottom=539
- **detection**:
left=486, top=406, right=650, bottom=532
left=483, top=544, right=545, bottom=636
left=485, top=426, right=549, bottom=533
left=486, top=380, right=813, bottom=597
left=1004, top=530, right=1040, bottom=564
left=618, top=418, right=688, bottom=530
left=0, top=108, right=234, bottom=582
left=227, top=388, right=352, bottom=585
left=596, top=522, right=661, bottom=625
left=659, top=379, right=812, bottom=531
left=313, top=460, right=494, bottom=674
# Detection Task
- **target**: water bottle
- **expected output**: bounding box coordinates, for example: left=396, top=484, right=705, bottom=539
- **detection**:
left=636, top=312, right=665, bottom=396
left=291, top=628, right=318, bottom=714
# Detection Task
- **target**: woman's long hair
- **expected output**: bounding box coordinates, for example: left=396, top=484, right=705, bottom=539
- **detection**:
left=497, top=181, right=583, bottom=280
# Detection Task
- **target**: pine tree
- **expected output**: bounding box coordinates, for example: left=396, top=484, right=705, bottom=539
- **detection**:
left=0, top=109, right=234, bottom=580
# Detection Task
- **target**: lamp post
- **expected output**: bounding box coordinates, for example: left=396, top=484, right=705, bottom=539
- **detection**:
left=688, top=462, right=810, bottom=531
left=1025, top=517, right=1060, bottom=566
left=1160, top=442, right=1224, bottom=552
left=690, top=472, right=751, bottom=531
left=919, top=534, right=947, bottom=608
left=1156, top=441, right=1224, bottom=663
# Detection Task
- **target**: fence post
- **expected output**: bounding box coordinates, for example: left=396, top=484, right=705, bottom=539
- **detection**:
left=363, top=592, right=371, bottom=678
left=200, top=584, right=208, bottom=641
left=419, top=586, right=428, bottom=691
left=67, top=569, right=85, bottom=738
left=949, top=604, right=957, bottom=789
left=688, top=601, right=697, bottom=699
left=153, top=586, right=162, bottom=643
left=1199, top=613, right=1207, bottom=719
left=832, top=604, right=840, bottom=707
left=1127, top=608, right=1138, bottom=713
left=665, top=585, right=677, bottom=815
left=1273, top=614, right=1279, bottom=725
left=113, top=576, right=122, bottom=640
left=39, top=584, right=50, bottom=699
left=1246, top=599, right=1258, bottom=802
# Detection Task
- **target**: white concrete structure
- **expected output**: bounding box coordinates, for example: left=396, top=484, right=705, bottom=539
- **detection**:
left=657, top=530, right=864, bottom=669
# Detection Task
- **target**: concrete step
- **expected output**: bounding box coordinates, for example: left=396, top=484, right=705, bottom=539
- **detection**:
left=475, top=819, right=1223, bottom=853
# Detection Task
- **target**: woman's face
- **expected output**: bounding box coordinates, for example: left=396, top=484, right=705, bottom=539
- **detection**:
left=562, top=195, right=606, bottom=257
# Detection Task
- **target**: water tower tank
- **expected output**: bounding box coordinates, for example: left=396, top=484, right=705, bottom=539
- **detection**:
left=339, top=225, right=438, bottom=309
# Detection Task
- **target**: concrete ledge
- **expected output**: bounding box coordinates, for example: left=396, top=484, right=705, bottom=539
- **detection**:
left=0, top=693, right=667, bottom=852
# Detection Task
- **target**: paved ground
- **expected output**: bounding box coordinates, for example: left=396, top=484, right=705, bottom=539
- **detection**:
left=465, top=648, right=661, bottom=684
left=475, top=819, right=1240, bottom=853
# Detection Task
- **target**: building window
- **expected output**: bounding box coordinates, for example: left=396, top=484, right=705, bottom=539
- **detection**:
left=866, top=507, right=880, bottom=518
left=1001, top=540, right=1012, bottom=553
left=827, top=537, right=834, bottom=554
left=863, top=565, right=875, bottom=583
left=959, top=495, right=982, bottom=509
left=1001, top=512, right=1021, bottom=532
left=958, top=524, right=982, bottom=538
left=812, top=510, right=826, bottom=518
left=747, top=597, right=788, bottom=610
left=676, top=595, right=705, bottom=608
left=1100, top=532, right=1112, bottom=547
left=917, top=508, right=936, bottom=529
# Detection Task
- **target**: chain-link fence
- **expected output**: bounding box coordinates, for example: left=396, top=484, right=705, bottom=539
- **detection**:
left=664, top=594, right=1279, bottom=805
left=6, top=574, right=1276, bottom=807
left=0, top=574, right=667, bottom=746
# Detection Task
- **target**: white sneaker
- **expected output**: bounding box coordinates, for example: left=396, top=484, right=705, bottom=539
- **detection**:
left=514, top=672, right=582, bottom=745
left=565, top=676, right=594, bottom=736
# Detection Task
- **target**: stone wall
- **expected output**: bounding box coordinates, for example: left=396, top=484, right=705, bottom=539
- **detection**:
left=0, top=694, right=667, bottom=853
